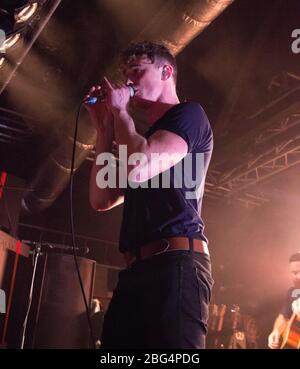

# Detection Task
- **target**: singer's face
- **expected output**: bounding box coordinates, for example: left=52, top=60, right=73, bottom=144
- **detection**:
left=122, top=55, right=165, bottom=104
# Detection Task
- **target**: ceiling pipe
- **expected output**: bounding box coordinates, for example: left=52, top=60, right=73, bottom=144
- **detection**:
left=136, top=0, right=234, bottom=56
left=22, top=118, right=96, bottom=214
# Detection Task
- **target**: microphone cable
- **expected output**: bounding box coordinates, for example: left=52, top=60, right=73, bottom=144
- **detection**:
left=69, top=101, right=96, bottom=349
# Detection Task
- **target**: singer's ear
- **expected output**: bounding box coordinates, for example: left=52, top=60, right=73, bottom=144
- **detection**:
left=161, top=65, right=173, bottom=80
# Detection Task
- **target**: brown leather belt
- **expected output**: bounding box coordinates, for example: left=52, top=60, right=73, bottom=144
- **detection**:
left=124, top=237, right=209, bottom=268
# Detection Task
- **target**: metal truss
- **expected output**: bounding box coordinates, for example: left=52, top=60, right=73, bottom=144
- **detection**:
left=205, top=70, right=300, bottom=208
left=205, top=120, right=300, bottom=207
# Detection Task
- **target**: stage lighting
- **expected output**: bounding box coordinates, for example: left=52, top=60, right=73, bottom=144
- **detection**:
left=0, top=57, right=5, bottom=69
left=15, top=2, right=39, bottom=24
left=3, top=33, right=21, bottom=49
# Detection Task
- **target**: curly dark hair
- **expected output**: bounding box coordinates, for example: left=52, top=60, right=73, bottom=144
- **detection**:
left=119, top=41, right=177, bottom=83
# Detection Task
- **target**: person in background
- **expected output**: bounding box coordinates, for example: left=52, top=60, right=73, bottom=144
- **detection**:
left=268, top=252, right=300, bottom=349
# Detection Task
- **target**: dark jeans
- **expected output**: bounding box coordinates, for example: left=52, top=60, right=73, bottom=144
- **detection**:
left=101, top=250, right=213, bottom=349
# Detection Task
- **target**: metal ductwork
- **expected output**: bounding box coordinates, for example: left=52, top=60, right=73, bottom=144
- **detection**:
left=22, top=0, right=234, bottom=214
left=137, top=0, right=234, bottom=56
left=22, top=118, right=96, bottom=214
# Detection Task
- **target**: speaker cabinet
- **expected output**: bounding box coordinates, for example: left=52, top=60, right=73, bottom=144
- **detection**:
left=25, top=252, right=96, bottom=349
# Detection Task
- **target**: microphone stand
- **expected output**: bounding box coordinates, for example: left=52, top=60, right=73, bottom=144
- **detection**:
left=20, top=241, right=42, bottom=349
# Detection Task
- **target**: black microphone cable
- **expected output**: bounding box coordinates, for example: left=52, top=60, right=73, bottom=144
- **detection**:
left=69, top=101, right=96, bottom=349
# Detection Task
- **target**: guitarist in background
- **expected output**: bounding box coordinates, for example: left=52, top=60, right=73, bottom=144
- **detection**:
left=268, top=252, right=300, bottom=349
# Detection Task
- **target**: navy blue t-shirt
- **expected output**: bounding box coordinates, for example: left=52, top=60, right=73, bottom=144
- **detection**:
left=119, top=102, right=213, bottom=253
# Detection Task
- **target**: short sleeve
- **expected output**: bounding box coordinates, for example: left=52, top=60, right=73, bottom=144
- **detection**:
left=148, top=102, right=213, bottom=153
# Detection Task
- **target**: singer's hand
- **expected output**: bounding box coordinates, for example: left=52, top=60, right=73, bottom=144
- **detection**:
left=84, top=85, right=114, bottom=133
left=103, top=76, right=131, bottom=115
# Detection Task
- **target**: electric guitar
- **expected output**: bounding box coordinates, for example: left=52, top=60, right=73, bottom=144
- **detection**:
left=280, top=313, right=300, bottom=349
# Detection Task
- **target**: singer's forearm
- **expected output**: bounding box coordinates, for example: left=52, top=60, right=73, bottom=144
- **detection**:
left=89, top=131, right=124, bottom=211
left=113, top=110, right=149, bottom=157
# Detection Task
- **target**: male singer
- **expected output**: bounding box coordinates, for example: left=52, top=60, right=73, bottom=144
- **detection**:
left=86, top=41, right=213, bottom=348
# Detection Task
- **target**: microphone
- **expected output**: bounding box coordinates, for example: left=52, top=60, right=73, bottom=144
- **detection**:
left=84, top=84, right=136, bottom=105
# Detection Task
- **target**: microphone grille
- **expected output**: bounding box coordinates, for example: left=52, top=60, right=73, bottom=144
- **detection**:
left=127, top=84, right=136, bottom=97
